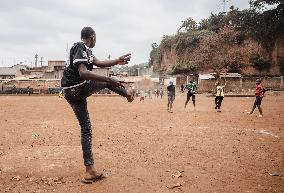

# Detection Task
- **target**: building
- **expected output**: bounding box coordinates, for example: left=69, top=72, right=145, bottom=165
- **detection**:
left=42, top=60, right=65, bottom=79
left=0, top=64, right=28, bottom=79
left=138, top=66, right=153, bottom=76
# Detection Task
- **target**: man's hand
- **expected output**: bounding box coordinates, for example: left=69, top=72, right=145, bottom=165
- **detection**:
left=116, top=53, right=131, bottom=65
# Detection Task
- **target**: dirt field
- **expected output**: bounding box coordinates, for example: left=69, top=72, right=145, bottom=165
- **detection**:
left=0, top=93, right=283, bottom=193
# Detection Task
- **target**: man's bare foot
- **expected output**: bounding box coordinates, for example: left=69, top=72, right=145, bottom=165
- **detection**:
left=83, top=165, right=106, bottom=184
left=168, top=109, right=173, bottom=113
left=126, top=89, right=135, bottom=103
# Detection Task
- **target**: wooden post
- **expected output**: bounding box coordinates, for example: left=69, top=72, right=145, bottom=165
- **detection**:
left=240, top=77, right=243, bottom=92
left=280, top=76, right=283, bottom=90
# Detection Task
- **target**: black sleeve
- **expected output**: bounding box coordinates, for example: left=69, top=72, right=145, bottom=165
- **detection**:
left=72, top=43, right=88, bottom=68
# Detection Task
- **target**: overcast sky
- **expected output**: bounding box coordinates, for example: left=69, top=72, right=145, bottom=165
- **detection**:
left=0, top=0, right=251, bottom=67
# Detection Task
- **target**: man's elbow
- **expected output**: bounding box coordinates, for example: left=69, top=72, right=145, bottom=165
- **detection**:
left=79, top=70, right=89, bottom=80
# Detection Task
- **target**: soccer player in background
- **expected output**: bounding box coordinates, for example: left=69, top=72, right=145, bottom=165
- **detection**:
left=184, top=80, right=197, bottom=110
left=167, top=81, right=175, bottom=113
left=248, top=79, right=265, bottom=117
left=214, top=81, right=226, bottom=112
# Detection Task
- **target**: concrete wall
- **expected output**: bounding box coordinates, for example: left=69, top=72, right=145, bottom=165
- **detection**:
left=197, top=76, right=284, bottom=93
left=1, top=76, right=283, bottom=94
left=1, top=79, right=61, bottom=93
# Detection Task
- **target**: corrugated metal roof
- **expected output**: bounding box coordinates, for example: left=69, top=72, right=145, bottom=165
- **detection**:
left=199, top=74, right=215, bottom=80
left=221, top=73, right=242, bottom=78
left=0, top=67, right=18, bottom=76
left=199, top=73, right=242, bottom=80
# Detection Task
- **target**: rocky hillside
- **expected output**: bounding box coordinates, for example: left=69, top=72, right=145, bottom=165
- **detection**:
left=149, top=0, right=284, bottom=76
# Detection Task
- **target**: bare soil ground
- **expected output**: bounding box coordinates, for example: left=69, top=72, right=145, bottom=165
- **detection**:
left=0, top=93, right=283, bottom=193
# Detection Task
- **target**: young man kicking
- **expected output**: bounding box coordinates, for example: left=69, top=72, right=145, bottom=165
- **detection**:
left=61, top=26, right=134, bottom=183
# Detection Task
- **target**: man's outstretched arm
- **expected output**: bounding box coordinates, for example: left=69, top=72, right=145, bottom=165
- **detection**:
left=78, top=64, right=122, bottom=88
left=93, top=53, right=131, bottom=68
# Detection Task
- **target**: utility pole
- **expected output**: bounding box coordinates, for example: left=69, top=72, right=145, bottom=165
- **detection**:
left=221, top=0, right=231, bottom=12
left=40, top=56, right=44, bottom=67
left=35, top=54, right=38, bottom=67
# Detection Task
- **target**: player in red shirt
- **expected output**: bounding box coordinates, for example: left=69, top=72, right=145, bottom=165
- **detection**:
left=248, top=79, right=266, bottom=117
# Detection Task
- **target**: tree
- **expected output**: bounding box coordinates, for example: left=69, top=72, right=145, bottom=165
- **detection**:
left=198, top=13, right=226, bottom=32
left=250, top=0, right=283, bottom=8
left=151, top=43, right=158, bottom=49
left=178, top=17, right=198, bottom=33
left=246, top=0, right=284, bottom=52
left=250, top=54, right=271, bottom=74
left=198, top=2, right=283, bottom=53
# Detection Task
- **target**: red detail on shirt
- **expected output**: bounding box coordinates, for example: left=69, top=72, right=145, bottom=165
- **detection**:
left=255, top=84, right=264, bottom=97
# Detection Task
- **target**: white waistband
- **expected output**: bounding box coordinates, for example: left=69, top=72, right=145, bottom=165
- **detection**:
left=61, top=80, right=87, bottom=90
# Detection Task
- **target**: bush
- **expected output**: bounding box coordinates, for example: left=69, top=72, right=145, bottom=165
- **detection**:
left=250, top=54, right=271, bottom=74
left=171, top=62, right=197, bottom=75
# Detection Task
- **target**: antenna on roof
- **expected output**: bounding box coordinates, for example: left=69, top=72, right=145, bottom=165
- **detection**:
left=221, top=0, right=232, bottom=12
left=40, top=56, right=44, bottom=67
left=35, top=54, right=38, bottom=67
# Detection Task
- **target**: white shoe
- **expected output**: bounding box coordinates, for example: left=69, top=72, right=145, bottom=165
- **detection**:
left=258, top=115, right=263, bottom=118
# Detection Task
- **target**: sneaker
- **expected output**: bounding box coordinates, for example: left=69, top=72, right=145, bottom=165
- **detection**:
left=258, top=115, right=263, bottom=118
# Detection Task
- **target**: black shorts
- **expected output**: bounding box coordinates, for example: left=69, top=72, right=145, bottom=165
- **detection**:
left=255, top=96, right=263, bottom=105
left=187, top=92, right=195, bottom=101
left=168, top=94, right=175, bottom=103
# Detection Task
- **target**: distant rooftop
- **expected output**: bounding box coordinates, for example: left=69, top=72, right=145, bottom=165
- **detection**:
left=0, top=67, right=18, bottom=76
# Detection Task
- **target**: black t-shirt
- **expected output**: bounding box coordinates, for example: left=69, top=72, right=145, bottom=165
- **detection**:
left=167, top=85, right=175, bottom=95
left=61, top=42, right=94, bottom=87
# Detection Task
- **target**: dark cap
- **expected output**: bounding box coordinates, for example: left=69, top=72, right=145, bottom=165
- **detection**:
left=256, top=79, right=261, bottom=83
